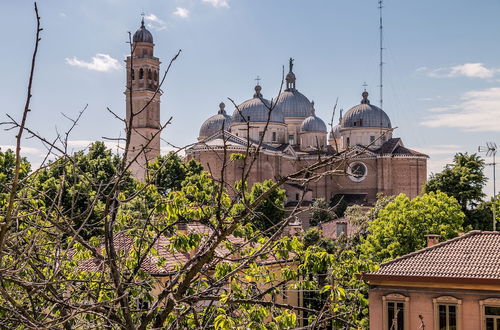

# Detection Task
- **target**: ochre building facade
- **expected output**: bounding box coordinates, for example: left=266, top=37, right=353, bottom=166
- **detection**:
left=187, top=59, right=427, bottom=206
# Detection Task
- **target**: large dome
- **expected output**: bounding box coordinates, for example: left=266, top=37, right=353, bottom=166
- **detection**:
left=232, top=86, right=284, bottom=123
left=300, top=104, right=327, bottom=132
left=133, top=19, right=154, bottom=43
left=199, top=102, right=232, bottom=139
left=276, top=90, right=314, bottom=118
left=341, top=92, right=391, bottom=129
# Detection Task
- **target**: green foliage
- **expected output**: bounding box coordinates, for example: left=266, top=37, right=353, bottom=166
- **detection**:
left=424, top=152, right=486, bottom=228
left=309, top=198, right=336, bottom=227
left=31, top=142, right=136, bottom=238
left=360, top=192, right=466, bottom=262
left=147, top=152, right=203, bottom=195
left=245, top=180, right=286, bottom=234
left=0, top=148, right=31, bottom=193
left=469, top=195, right=500, bottom=230
left=300, top=228, right=374, bottom=328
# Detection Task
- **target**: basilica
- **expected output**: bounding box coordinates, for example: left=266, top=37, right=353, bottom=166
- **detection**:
left=187, top=59, right=428, bottom=207
left=125, top=19, right=427, bottom=208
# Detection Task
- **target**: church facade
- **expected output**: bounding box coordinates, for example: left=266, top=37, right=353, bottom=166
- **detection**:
left=187, top=59, right=428, bottom=207
left=124, top=21, right=427, bottom=206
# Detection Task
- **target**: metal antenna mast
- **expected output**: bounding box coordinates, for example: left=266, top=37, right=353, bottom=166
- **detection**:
left=378, top=0, right=384, bottom=109
left=479, top=142, right=498, bottom=231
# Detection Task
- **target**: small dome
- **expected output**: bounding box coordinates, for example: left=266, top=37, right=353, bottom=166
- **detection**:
left=199, top=102, right=232, bottom=138
left=300, top=102, right=327, bottom=132
left=133, top=19, right=154, bottom=44
left=276, top=90, right=313, bottom=118
left=341, top=92, right=391, bottom=129
left=232, top=85, right=284, bottom=123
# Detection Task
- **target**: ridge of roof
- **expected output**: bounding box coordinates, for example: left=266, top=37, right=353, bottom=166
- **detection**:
left=375, top=230, right=491, bottom=270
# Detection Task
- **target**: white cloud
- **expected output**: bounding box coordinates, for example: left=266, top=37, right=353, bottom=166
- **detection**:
left=419, top=63, right=497, bottom=79
left=67, top=140, right=121, bottom=151
left=202, top=0, right=230, bottom=8
left=161, top=146, right=185, bottom=157
left=59, top=12, right=67, bottom=18
left=65, top=54, right=121, bottom=72
left=415, top=144, right=464, bottom=156
left=0, top=145, right=44, bottom=156
left=173, top=7, right=190, bottom=18
left=421, top=87, right=500, bottom=132
left=144, top=14, right=167, bottom=31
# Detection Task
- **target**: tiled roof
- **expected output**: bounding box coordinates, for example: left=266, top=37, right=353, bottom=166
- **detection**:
left=364, top=231, right=500, bottom=281
left=374, top=138, right=428, bottom=157
left=79, top=223, right=245, bottom=275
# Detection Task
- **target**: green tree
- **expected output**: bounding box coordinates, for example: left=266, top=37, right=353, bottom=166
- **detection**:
left=245, top=179, right=286, bottom=233
left=360, top=191, right=466, bottom=262
left=309, top=198, right=336, bottom=227
left=424, top=152, right=486, bottom=228
left=0, top=148, right=31, bottom=194
left=469, top=195, right=500, bottom=231
left=147, top=152, right=203, bottom=195
left=31, top=142, right=136, bottom=238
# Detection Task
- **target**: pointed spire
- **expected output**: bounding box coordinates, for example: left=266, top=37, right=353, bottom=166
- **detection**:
left=339, top=109, right=343, bottom=123
left=141, top=12, right=145, bottom=28
left=311, top=100, right=316, bottom=116
left=289, top=57, right=294, bottom=73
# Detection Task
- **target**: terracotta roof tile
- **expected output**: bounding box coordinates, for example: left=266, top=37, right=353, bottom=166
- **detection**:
left=79, top=223, right=245, bottom=275
left=368, top=231, right=500, bottom=280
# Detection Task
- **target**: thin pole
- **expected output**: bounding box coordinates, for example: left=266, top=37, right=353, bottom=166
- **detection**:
left=493, top=152, right=496, bottom=231
left=379, top=0, right=383, bottom=110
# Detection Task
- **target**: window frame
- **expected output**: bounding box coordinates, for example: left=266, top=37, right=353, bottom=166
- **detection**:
left=382, top=293, right=409, bottom=330
left=481, top=298, right=500, bottom=330
left=433, top=296, right=462, bottom=330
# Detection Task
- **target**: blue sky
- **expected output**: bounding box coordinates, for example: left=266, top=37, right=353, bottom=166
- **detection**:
left=0, top=0, right=499, bottom=196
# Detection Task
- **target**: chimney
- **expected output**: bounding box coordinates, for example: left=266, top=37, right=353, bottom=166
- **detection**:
left=177, top=221, right=188, bottom=235
left=425, top=234, right=440, bottom=247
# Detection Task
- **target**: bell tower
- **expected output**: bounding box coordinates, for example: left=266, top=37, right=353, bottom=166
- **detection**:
left=125, top=18, right=161, bottom=180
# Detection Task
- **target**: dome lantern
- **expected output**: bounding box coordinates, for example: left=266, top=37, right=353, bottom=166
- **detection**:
left=285, top=58, right=296, bottom=91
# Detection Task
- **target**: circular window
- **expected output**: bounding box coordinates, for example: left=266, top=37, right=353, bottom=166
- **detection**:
left=348, top=162, right=367, bottom=182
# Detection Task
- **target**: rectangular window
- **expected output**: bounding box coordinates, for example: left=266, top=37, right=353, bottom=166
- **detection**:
left=336, top=222, right=347, bottom=236
left=295, top=193, right=299, bottom=201
left=259, top=131, right=264, bottom=139
left=288, top=135, right=295, bottom=145
left=370, top=136, right=375, bottom=143
left=346, top=137, right=350, bottom=147
left=438, top=304, right=457, bottom=330
left=485, top=306, right=500, bottom=330
left=272, top=132, right=277, bottom=142
left=387, top=301, right=405, bottom=330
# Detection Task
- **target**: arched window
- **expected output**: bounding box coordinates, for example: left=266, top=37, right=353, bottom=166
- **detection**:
left=139, top=68, right=144, bottom=80
left=131, top=69, right=135, bottom=80
left=154, top=70, right=158, bottom=81
left=148, top=69, right=152, bottom=80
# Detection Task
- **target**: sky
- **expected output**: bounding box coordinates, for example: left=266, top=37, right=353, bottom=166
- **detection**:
left=0, top=0, right=499, bottom=197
